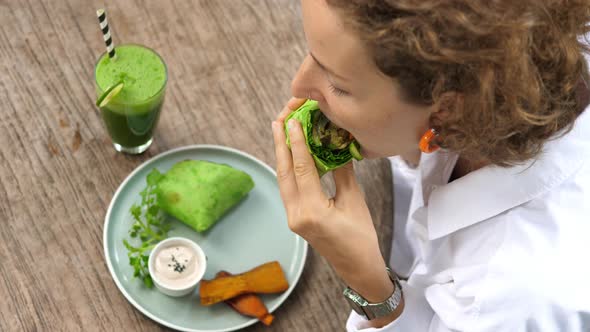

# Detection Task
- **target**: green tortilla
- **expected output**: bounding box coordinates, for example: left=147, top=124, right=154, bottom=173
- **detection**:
left=154, top=160, right=254, bottom=232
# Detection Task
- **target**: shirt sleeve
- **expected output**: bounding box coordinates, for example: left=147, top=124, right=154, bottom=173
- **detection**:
left=346, top=280, right=450, bottom=332
left=344, top=255, right=493, bottom=332
left=344, top=263, right=570, bottom=332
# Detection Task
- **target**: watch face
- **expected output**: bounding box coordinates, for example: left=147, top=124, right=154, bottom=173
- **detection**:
left=351, top=304, right=366, bottom=317
left=343, top=287, right=368, bottom=305
left=343, top=287, right=367, bottom=318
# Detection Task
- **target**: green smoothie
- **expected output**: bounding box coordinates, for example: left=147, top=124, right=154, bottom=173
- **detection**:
left=95, top=44, right=167, bottom=153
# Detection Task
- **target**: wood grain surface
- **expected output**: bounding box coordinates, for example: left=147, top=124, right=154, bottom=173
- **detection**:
left=0, top=0, right=393, bottom=331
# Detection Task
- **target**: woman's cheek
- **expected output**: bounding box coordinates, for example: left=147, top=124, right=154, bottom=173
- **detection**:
left=323, top=99, right=356, bottom=127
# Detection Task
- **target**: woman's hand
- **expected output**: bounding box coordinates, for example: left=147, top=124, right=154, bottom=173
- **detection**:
left=271, top=98, right=393, bottom=303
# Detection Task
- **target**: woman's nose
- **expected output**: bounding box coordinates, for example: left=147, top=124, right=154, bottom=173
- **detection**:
left=291, top=55, right=324, bottom=102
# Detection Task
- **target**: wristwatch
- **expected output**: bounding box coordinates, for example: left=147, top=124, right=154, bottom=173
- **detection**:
left=343, top=267, right=403, bottom=320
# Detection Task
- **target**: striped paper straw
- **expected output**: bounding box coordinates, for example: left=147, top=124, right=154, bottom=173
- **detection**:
left=96, top=9, right=116, bottom=60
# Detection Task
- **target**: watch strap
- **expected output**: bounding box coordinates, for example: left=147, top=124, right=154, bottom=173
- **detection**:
left=343, top=267, right=403, bottom=320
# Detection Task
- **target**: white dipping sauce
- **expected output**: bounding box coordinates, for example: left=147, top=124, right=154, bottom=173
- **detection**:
left=153, top=244, right=199, bottom=288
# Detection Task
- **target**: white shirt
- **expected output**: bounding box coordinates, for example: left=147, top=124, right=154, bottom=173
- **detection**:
left=346, top=107, right=590, bottom=331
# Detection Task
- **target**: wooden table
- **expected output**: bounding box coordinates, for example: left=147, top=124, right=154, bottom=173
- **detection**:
left=0, top=1, right=393, bottom=331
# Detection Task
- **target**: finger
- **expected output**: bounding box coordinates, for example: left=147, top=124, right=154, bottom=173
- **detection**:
left=288, top=97, right=307, bottom=110
left=287, top=119, right=326, bottom=201
left=272, top=121, right=299, bottom=211
left=333, top=162, right=362, bottom=202
left=276, top=97, right=307, bottom=123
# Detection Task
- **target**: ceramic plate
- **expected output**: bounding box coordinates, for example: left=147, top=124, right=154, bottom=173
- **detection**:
left=103, top=145, right=308, bottom=331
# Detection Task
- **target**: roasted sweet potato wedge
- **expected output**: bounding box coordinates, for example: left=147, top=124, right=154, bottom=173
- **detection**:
left=217, top=271, right=274, bottom=326
left=200, top=261, right=289, bottom=306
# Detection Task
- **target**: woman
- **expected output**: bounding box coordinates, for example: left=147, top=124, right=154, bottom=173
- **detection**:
left=271, top=0, right=590, bottom=331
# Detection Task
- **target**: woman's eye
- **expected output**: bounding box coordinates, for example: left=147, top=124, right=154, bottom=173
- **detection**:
left=328, top=84, right=349, bottom=96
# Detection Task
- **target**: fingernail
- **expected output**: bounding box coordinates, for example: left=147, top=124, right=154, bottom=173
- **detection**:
left=271, top=121, right=277, bottom=132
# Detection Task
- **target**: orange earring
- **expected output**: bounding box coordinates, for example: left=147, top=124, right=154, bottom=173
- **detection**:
left=419, top=128, right=440, bottom=153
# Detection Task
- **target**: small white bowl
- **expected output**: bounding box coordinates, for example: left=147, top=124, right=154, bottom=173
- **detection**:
left=148, top=237, right=207, bottom=297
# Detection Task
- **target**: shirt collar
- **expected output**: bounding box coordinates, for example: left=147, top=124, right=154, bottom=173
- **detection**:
left=426, top=109, right=590, bottom=240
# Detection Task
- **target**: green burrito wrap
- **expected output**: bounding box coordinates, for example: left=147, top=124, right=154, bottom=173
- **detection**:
left=285, top=99, right=363, bottom=177
left=154, top=160, right=254, bottom=232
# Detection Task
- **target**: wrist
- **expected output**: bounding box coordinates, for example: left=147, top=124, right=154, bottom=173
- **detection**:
left=343, top=266, right=404, bottom=327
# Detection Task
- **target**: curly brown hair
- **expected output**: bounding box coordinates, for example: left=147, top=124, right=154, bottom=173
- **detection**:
left=327, top=0, right=590, bottom=166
